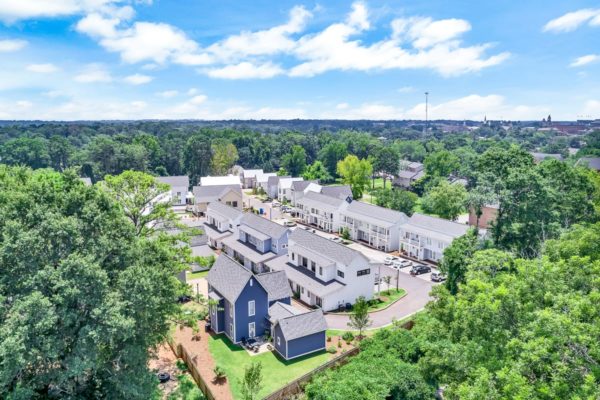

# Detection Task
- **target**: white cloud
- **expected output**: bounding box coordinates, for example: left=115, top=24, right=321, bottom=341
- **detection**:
left=16, top=100, right=33, bottom=108
left=74, top=64, right=112, bottom=83
left=204, top=61, right=284, bottom=79
left=0, top=0, right=127, bottom=23
left=582, top=100, right=600, bottom=117
left=187, top=88, right=198, bottom=96
left=0, top=38, right=27, bottom=52
left=543, top=8, right=600, bottom=33
left=336, top=102, right=349, bottom=110
left=289, top=2, right=508, bottom=77
left=189, top=95, right=207, bottom=105
left=26, top=63, right=59, bottom=73
left=570, top=54, right=599, bottom=67
left=123, top=73, right=153, bottom=84
left=206, top=5, right=312, bottom=61
left=156, top=90, right=178, bottom=98
left=76, top=12, right=120, bottom=38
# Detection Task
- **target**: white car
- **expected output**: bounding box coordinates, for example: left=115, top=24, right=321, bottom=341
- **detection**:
left=272, top=201, right=281, bottom=207
left=391, top=259, right=403, bottom=269
left=384, top=256, right=399, bottom=265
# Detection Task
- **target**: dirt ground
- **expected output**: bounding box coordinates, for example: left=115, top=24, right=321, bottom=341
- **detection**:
left=149, top=344, right=182, bottom=399
left=173, top=321, right=234, bottom=400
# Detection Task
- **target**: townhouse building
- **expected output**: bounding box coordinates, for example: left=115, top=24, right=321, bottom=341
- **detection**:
left=204, top=202, right=243, bottom=249
left=399, top=213, right=470, bottom=262
left=295, top=191, right=349, bottom=232
left=156, top=175, right=189, bottom=206
left=192, top=184, right=242, bottom=215
left=338, top=201, right=408, bottom=251
left=221, top=213, right=290, bottom=274
left=266, top=228, right=374, bottom=312
left=393, top=162, right=424, bottom=189
left=277, top=177, right=304, bottom=202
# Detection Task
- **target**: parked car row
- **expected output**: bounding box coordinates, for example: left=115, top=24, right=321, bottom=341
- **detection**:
left=383, top=255, right=446, bottom=282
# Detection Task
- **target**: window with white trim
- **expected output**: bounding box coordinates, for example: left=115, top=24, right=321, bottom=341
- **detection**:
left=277, top=336, right=281, bottom=346
left=248, top=300, right=255, bottom=316
left=229, top=302, right=233, bottom=318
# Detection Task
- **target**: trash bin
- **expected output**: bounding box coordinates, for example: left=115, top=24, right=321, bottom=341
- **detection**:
left=205, top=322, right=211, bottom=332
left=259, top=208, right=264, bottom=215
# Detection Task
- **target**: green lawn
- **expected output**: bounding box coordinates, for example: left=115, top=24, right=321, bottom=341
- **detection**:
left=208, top=334, right=329, bottom=399
left=187, top=270, right=209, bottom=280
left=369, top=289, right=406, bottom=311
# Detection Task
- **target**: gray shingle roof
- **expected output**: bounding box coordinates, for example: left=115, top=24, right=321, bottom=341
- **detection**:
left=298, top=191, right=346, bottom=209
left=343, top=201, right=408, bottom=227
left=290, top=228, right=367, bottom=266
left=267, top=175, right=289, bottom=186
left=207, top=255, right=252, bottom=302
left=208, top=201, right=243, bottom=220
left=291, top=180, right=316, bottom=191
left=256, top=271, right=292, bottom=301
left=241, top=213, right=289, bottom=238
left=156, top=175, right=189, bottom=187
left=576, top=157, right=600, bottom=171
left=405, top=213, right=470, bottom=239
left=268, top=302, right=300, bottom=322
left=321, top=185, right=353, bottom=199
left=278, top=309, right=327, bottom=341
left=193, top=184, right=241, bottom=203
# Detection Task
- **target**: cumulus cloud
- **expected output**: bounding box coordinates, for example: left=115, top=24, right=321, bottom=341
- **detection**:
left=0, top=0, right=131, bottom=23
left=123, top=73, right=153, bottom=84
left=570, top=54, right=599, bottom=67
left=74, top=64, right=112, bottom=83
left=72, top=1, right=508, bottom=79
left=543, top=8, right=600, bottom=33
left=156, top=90, right=178, bottom=98
left=0, top=38, right=27, bottom=52
left=582, top=100, right=600, bottom=117
left=26, top=63, right=59, bottom=73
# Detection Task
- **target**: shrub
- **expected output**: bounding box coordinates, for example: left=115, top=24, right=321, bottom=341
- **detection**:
left=342, top=331, right=355, bottom=342
left=176, top=359, right=188, bottom=372
left=327, top=336, right=332, bottom=342
left=337, top=339, right=342, bottom=348
left=213, top=365, right=226, bottom=380
left=327, top=346, right=337, bottom=354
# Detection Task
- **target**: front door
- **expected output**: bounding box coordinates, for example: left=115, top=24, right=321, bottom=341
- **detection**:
left=248, top=322, right=255, bottom=338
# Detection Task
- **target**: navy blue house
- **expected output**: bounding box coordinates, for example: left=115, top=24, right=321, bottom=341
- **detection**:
left=207, top=254, right=327, bottom=360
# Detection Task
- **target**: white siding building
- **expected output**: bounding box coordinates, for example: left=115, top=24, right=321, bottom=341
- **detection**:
left=295, top=191, right=348, bottom=232
left=156, top=176, right=189, bottom=206
left=266, top=228, right=374, bottom=311
left=338, top=201, right=408, bottom=252
left=399, top=213, right=470, bottom=262
left=204, top=202, right=243, bottom=249
left=278, top=177, right=304, bottom=202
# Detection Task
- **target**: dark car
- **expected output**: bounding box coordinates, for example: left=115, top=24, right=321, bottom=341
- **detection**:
left=431, top=272, right=446, bottom=282
left=410, top=264, right=431, bottom=276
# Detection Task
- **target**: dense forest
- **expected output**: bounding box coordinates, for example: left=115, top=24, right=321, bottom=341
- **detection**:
left=1, top=122, right=600, bottom=399
left=0, top=121, right=593, bottom=186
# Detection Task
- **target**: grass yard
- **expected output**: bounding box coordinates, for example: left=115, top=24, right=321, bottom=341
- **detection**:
left=187, top=270, right=209, bottom=280
left=208, top=334, right=329, bottom=399
left=370, top=288, right=406, bottom=311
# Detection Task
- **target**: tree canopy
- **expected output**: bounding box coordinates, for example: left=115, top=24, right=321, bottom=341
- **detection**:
left=0, top=166, right=185, bottom=399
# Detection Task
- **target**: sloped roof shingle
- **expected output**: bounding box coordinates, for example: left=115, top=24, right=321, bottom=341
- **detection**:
left=278, top=309, right=327, bottom=341
left=241, top=213, right=289, bottom=238
left=256, top=271, right=292, bottom=301
left=290, top=228, right=367, bottom=265
left=207, top=255, right=252, bottom=302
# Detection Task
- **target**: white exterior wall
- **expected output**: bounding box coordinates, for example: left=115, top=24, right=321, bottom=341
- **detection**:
left=170, top=185, right=188, bottom=205
left=399, top=228, right=450, bottom=262
left=338, top=214, right=401, bottom=252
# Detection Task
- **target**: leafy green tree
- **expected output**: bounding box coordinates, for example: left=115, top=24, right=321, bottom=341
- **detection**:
left=337, top=155, right=373, bottom=199
left=48, top=135, right=74, bottom=171
left=0, top=166, right=184, bottom=399
left=0, top=137, right=50, bottom=169
left=211, top=139, right=239, bottom=175
left=421, top=180, right=467, bottom=220
left=439, top=229, right=479, bottom=294
left=281, top=145, right=307, bottom=177
left=347, top=296, right=372, bottom=338
left=318, top=141, right=348, bottom=178
left=303, top=160, right=332, bottom=183
left=375, top=188, right=417, bottom=216
left=101, top=171, right=179, bottom=237
left=184, top=135, right=212, bottom=186
left=372, top=146, right=399, bottom=189
left=393, top=140, right=426, bottom=162
left=240, top=362, right=263, bottom=400
left=424, top=150, right=460, bottom=178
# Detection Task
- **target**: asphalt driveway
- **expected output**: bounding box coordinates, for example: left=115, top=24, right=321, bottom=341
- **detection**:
left=325, top=264, right=437, bottom=330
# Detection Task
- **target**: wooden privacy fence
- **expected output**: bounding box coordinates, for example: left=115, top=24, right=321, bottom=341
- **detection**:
left=167, top=339, right=217, bottom=400
left=262, top=347, right=360, bottom=400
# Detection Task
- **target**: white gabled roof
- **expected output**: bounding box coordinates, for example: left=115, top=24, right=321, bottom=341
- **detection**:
left=200, top=175, right=241, bottom=186
left=402, top=213, right=470, bottom=242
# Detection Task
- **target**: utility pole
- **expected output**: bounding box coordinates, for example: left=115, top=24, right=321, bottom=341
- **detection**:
left=424, top=91, right=429, bottom=133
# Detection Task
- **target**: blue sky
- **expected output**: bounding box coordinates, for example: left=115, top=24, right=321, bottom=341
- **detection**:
left=0, top=0, right=599, bottom=120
